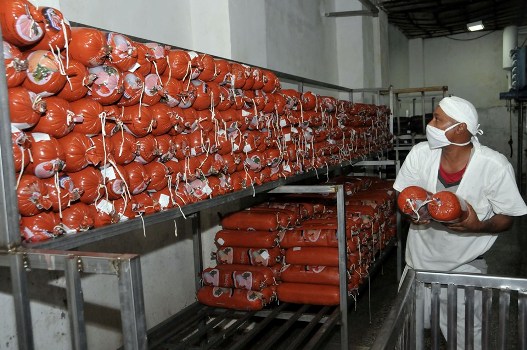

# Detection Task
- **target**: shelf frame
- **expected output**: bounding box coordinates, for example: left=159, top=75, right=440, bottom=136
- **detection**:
left=0, top=21, right=395, bottom=350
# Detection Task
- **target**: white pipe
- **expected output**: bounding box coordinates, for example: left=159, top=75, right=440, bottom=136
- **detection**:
left=503, top=25, right=518, bottom=69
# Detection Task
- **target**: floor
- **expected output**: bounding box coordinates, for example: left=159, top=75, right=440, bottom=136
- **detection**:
left=320, top=214, right=527, bottom=350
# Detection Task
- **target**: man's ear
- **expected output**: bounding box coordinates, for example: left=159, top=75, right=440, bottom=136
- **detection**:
left=455, top=122, right=468, bottom=134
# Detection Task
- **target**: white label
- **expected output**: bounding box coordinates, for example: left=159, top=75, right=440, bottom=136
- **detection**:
left=188, top=51, right=199, bottom=59
left=284, top=134, right=291, bottom=142
left=291, top=127, right=298, bottom=133
left=217, top=237, right=225, bottom=246
left=101, top=166, right=117, bottom=180
left=11, top=124, right=21, bottom=133
left=203, top=184, right=213, bottom=195
left=280, top=119, right=287, bottom=127
left=158, top=194, right=170, bottom=208
left=118, top=213, right=130, bottom=222
left=306, top=143, right=311, bottom=149
left=128, top=62, right=141, bottom=73
left=96, top=199, right=113, bottom=215
left=32, top=133, right=51, bottom=142
left=243, top=144, right=252, bottom=153
left=283, top=164, right=291, bottom=172
left=232, top=143, right=240, bottom=152
left=260, top=250, right=270, bottom=260
left=292, top=247, right=301, bottom=251
left=242, top=110, right=250, bottom=117
left=190, top=148, right=197, bottom=156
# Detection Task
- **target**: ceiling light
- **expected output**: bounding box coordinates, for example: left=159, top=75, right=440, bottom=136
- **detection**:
left=467, top=20, right=484, bottom=32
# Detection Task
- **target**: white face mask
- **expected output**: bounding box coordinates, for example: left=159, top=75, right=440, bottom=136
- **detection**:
left=426, top=123, right=471, bottom=149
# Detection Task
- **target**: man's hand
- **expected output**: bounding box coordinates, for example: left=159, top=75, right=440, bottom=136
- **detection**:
left=445, top=202, right=481, bottom=232
left=445, top=202, right=514, bottom=233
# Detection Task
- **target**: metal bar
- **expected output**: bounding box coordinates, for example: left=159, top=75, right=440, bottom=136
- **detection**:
left=1, top=249, right=136, bottom=274
left=336, top=185, right=349, bottom=350
left=118, top=256, right=147, bottom=350
left=298, top=81, right=304, bottom=93
left=324, top=10, right=378, bottom=17
left=447, top=284, right=457, bottom=349
left=393, top=86, right=449, bottom=94
left=353, top=160, right=396, bottom=166
left=518, top=102, right=524, bottom=193
left=431, top=282, right=441, bottom=350
left=227, top=302, right=287, bottom=350
left=519, top=291, right=527, bottom=350
left=416, top=271, right=527, bottom=290
left=171, top=310, right=234, bottom=349
left=0, top=28, right=21, bottom=250
left=203, top=309, right=258, bottom=350
left=9, top=253, right=33, bottom=350
left=498, top=288, right=510, bottom=350
left=465, top=286, right=475, bottom=350
left=415, top=280, right=425, bottom=350
left=268, top=185, right=337, bottom=194
left=65, top=256, right=87, bottom=350
left=481, top=288, right=492, bottom=350
left=396, top=211, right=402, bottom=281
left=421, top=92, right=426, bottom=134
left=288, top=306, right=331, bottom=350
left=230, top=309, right=329, bottom=323
left=191, top=213, right=203, bottom=293
left=255, top=304, right=310, bottom=350
left=303, top=307, right=341, bottom=350
left=147, top=304, right=209, bottom=349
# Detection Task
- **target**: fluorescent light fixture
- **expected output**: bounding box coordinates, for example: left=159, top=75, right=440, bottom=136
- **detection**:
left=467, top=20, right=484, bottom=31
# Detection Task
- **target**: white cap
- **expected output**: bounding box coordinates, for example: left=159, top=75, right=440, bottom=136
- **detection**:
left=438, top=96, right=483, bottom=137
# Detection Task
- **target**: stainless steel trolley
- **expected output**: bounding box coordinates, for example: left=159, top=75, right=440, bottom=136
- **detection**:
left=372, top=269, right=527, bottom=350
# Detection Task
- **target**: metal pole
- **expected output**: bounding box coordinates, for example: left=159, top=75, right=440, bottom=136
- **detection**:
left=118, top=256, right=148, bottom=350
left=517, top=102, right=524, bottom=194
left=336, top=185, right=349, bottom=349
left=191, top=213, right=203, bottom=293
left=65, top=256, right=87, bottom=350
left=9, top=253, right=34, bottom=350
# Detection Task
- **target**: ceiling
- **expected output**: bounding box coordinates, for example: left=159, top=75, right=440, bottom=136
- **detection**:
left=376, top=0, right=527, bottom=39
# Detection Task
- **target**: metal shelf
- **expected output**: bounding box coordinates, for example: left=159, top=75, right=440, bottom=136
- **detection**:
left=0, top=21, right=395, bottom=350
left=145, top=238, right=398, bottom=350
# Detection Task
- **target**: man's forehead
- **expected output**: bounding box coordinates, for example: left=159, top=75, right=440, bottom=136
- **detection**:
left=435, top=106, right=457, bottom=123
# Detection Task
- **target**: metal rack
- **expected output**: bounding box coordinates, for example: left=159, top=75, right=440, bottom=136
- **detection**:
left=148, top=185, right=399, bottom=350
left=0, top=22, right=395, bottom=350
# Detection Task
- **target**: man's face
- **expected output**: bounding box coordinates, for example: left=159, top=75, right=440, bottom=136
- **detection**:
left=428, top=106, right=458, bottom=131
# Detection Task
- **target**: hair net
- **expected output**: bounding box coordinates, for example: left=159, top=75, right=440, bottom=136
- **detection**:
left=438, top=96, right=483, bottom=137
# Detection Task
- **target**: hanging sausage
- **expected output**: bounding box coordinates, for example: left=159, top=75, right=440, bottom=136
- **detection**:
left=135, top=134, right=157, bottom=164
left=11, top=125, right=31, bottom=173
left=60, top=202, right=95, bottom=234
left=68, top=166, right=104, bottom=204
left=0, top=0, right=44, bottom=47
left=164, top=50, right=191, bottom=80
left=144, top=161, right=170, bottom=192
left=100, top=163, right=129, bottom=200
left=16, top=174, right=52, bottom=216
left=124, top=162, right=149, bottom=195
left=8, top=86, right=46, bottom=130
left=68, top=98, right=104, bottom=136
left=28, top=7, right=71, bottom=51
left=25, top=133, right=65, bottom=179
left=106, top=33, right=137, bottom=72
left=3, top=41, right=28, bottom=88
left=87, top=64, right=124, bottom=105
left=20, top=211, right=61, bottom=243
left=120, top=104, right=154, bottom=138
left=68, top=27, right=110, bottom=67
left=56, top=59, right=96, bottom=102
left=32, top=96, right=80, bottom=138
left=42, top=175, right=79, bottom=213
left=397, top=185, right=432, bottom=221
left=22, top=50, right=67, bottom=96
left=117, top=72, right=144, bottom=107
left=141, top=73, right=163, bottom=106
left=90, top=199, right=119, bottom=228
left=145, top=42, right=169, bottom=75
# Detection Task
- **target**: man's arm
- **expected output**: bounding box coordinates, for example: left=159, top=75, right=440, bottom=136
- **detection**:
left=446, top=202, right=514, bottom=233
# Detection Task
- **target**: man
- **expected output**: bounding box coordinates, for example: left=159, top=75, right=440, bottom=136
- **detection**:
left=393, top=96, right=527, bottom=349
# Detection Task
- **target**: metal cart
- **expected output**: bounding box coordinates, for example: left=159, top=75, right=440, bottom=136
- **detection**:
left=371, top=269, right=527, bottom=350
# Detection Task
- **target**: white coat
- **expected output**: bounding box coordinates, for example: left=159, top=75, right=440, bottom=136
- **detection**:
left=393, top=141, right=527, bottom=271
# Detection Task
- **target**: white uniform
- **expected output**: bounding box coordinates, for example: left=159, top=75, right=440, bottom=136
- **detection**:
left=394, top=141, right=527, bottom=349
left=394, top=141, right=527, bottom=271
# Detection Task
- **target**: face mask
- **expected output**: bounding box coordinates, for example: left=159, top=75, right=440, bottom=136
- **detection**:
left=426, top=123, right=471, bottom=149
